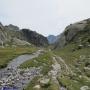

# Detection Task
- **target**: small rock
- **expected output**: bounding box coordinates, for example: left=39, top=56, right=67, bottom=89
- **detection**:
left=80, top=86, right=90, bottom=90
left=39, top=77, right=50, bottom=87
left=33, top=85, right=41, bottom=89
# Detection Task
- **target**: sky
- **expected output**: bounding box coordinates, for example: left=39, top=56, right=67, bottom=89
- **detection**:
left=0, top=0, right=90, bottom=36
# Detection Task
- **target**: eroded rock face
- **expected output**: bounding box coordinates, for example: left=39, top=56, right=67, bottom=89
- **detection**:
left=0, top=22, right=48, bottom=47
left=5, top=24, right=19, bottom=31
left=54, top=33, right=66, bottom=49
left=12, top=38, right=31, bottom=46
left=21, top=29, right=48, bottom=47
left=55, top=18, right=90, bottom=48
left=0, top=23, right=7, bottom=45
left=64, top=20, right=87, bottom=41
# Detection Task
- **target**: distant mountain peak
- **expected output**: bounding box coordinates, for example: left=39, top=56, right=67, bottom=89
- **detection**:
left=47, top=35, right=57, bottom=44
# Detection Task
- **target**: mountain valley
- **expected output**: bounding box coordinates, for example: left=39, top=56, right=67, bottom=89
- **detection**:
left=0, top=19, right=90, bottom=90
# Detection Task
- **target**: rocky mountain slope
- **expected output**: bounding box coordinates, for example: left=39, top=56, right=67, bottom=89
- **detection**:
left=53, top=18, right=90, bottom=90
left=55, top=18, right=90, bottom=49
left=0, top=22, right=48, bottom=47
left=20, top=18, right=90, bottom=90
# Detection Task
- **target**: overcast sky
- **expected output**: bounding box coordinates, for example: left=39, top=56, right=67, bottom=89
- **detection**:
left=0, top=0, right=90, bottom=36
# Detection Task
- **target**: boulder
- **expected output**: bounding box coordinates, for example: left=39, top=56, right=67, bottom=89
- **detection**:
left=39, top=77, right=50, bottom=87
left=33, top=85, right=41, bottom=89
left=80, top=86, right=90, bottom=90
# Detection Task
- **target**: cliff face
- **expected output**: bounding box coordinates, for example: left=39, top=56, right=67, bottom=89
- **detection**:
left=21, top=29, right=48, bottom=46
left=55, top=18, right=90, bottom=49
left=0, top=22, right=48, bottom=47
left=0, top=23, right=7, bottom=45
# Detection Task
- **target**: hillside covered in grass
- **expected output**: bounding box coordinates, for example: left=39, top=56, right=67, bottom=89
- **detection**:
left=0, top=46, right=37, bottom=69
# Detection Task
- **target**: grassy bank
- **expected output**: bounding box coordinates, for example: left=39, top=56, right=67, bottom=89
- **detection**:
left=54, top=43, right=90, bottom=65
left=21, top=50, right=62, bottom=90
left=19, top=43, right=90, bottom=90
left=20, top=51, right=53, bottom=75
left=54, top=43, right=90, bottom=90
left=24, top=76, right=60, bottom=90
left=0, top=46, right=37, bottom=69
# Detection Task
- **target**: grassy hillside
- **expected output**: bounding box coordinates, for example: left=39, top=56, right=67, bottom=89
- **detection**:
left=54, top=43, right=90, bottom=90
left=20, top=51, right=53, bottom=75
left=0, top=46, right=37, bottom=69
left=21, top=42, right=90, bottom=90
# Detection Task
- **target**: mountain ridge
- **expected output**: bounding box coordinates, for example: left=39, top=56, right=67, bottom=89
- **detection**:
left=54, top=18, right=90, bottom=49
left=0, top=22, right=48, bottom=47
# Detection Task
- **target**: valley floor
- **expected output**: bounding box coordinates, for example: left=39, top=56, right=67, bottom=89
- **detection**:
left=0, top=46, right=90, bottom=90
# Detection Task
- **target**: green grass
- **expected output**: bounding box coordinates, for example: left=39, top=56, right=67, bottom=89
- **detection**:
left=23, top=43, right=90, bottom=90
left=21, top=51, right=61, bottom=90
left=25, top=76, right=60, bottom=90
left=0, top=46, right=37, bottom=69
left=23, top=44, right=90, bottom=90
left=47, top=81, right=60, bottom=90
left=58, top=76, right=82, bottom=90
left=58, top=75, right=90, bottom=90
left=20, top=51, right=53, bottom=75
left=54, top=43, right=90, bottom=65
left=54, top=43, right=90, bottom=89
left=24, top=76, right=39, bottom=90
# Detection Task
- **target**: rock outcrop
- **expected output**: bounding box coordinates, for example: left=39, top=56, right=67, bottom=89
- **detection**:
left=0, top=22, right=48, bottom=47
left=0, top=23, right=7, bottom=45
left=55, top=18, right=90, bottom=49
left=21, top=29, right=48, bottom=46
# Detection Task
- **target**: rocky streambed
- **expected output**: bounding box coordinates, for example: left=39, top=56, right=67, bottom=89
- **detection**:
left=0, top=50, right=43, bottom=90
